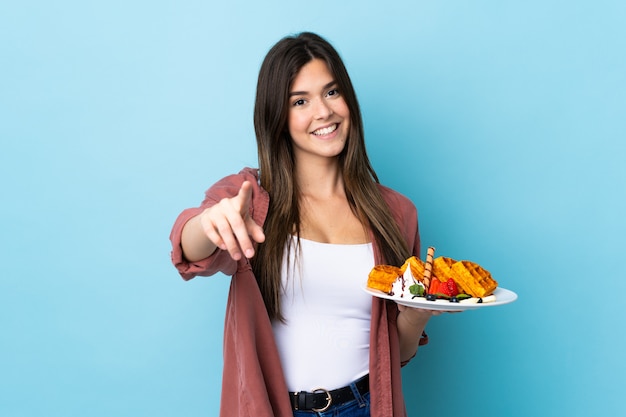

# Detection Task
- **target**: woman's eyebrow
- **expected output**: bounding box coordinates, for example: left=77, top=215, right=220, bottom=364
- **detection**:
left=289, top=80, right=337, bottom=97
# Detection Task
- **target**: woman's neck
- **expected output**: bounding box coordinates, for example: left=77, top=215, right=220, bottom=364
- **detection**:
left=294, top=159, right=369, bottom=244
left=295, top=158, right=344, bottom=199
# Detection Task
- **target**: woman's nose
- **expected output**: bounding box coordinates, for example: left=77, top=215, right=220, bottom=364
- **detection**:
left=313, top=98, right=333, bottom=119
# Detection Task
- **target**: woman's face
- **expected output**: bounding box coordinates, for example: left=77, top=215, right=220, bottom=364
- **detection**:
left=287, top=59, right=350, bottom=164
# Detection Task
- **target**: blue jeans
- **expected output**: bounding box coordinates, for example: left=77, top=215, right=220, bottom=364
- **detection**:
left=292, top=386, right=370, bottom=417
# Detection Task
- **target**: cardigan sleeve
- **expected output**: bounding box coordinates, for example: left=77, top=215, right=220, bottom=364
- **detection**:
left=377, top=184, right=429, bottom=350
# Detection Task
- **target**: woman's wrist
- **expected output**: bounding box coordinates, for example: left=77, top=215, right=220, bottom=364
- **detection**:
left=398, top=307, right=431, bottom=328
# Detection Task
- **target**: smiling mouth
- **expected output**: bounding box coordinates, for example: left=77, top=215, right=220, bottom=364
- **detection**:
left=312, top=123, right=338, bottom=136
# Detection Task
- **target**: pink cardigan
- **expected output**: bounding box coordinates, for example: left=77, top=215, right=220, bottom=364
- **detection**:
left=170, top=168, right=424, bottom=416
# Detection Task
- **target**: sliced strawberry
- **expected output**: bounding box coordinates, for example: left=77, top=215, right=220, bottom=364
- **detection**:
left=428, top=278, right=441, bottom=295
left=438, top=281, right=451, bottom=297
left=445, top=279, right=459, bottom=297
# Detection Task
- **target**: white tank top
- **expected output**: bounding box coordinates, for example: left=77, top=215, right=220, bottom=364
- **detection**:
left=271, top=236, right=374, bottom=392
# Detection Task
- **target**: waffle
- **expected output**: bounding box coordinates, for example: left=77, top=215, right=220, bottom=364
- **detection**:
left=403, top=256, right=426, bottom=283
left=432, top=257, right=456, bottom=281
left=367, top=265, right=403, bottom=293
left=450, top=260, right=498, bottom=298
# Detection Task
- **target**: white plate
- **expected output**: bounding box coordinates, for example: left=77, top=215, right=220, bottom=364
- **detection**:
left=363, top=286, right=518, bottom=311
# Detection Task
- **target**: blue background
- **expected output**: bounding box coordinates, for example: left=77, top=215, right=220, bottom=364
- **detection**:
left=2, top=1, right=625, bottom=416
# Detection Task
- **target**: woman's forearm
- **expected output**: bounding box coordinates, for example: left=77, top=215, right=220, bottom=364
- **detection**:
left=396, top=308, right=430, bottom=362
left=181, top=214, right=218, bottom=262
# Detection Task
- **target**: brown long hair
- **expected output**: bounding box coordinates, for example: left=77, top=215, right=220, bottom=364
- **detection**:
left=252, top=32, right=410, bottom=321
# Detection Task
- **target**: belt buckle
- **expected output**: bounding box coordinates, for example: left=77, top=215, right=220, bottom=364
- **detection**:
left=311, top=387, right=332, bottom=412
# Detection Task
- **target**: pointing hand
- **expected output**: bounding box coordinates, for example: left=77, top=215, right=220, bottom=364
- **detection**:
left=199, top=181, right=265, bottom=260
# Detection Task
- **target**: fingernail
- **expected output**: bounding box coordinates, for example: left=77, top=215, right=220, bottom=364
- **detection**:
left=245, top=249, right=254, bottom=258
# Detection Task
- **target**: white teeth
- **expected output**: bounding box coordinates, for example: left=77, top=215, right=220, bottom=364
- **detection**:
left=312, top=124, right=337, bottom=136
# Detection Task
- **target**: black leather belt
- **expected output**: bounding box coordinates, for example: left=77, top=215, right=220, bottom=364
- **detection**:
left=288, top=374, right=369, bottom=412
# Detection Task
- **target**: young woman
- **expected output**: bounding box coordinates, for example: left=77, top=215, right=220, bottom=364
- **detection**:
left=170, top=32, right=437, bottom=417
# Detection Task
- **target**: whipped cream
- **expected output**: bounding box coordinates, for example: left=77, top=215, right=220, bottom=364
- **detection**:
left=390, top=264, right=424, bottom=298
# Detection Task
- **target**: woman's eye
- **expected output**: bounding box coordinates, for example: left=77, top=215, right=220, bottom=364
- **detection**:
left=293, top=98, right=306, bottom=106
left=327, top=88, right=340, bottom=97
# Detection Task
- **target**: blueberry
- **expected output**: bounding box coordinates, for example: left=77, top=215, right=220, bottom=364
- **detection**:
left=450, top=297, right=459, bottom=303
left=425, top=294, right=437, bottom=301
